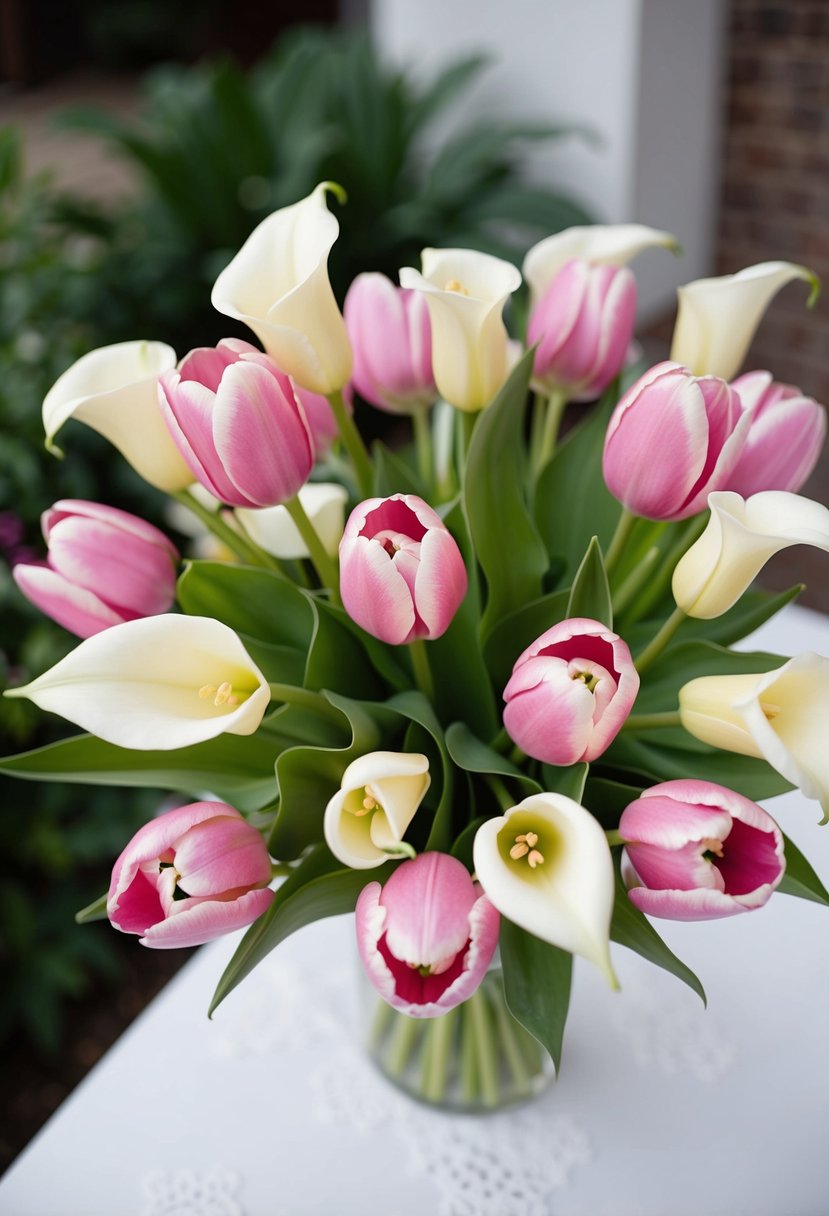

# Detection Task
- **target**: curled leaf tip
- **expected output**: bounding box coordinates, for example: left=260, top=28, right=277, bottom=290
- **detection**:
left=805, top=270, right=821, bottom=308
left=322, top=180, right=348, bottom=205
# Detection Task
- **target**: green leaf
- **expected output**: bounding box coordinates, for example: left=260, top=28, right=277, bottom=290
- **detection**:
left=386, top=691, right=454, bottom=851
left=446, top=722, right=541, bottom=798
left=463, top=350, right=549, bottom=641
left=482, top=590, right=569, bottom=691
left=610, top=871, right=706, bottom=1004
left=500, top=918, right=573, bottom=1073
left=305, top=599, right=385, bottom=699
left=450, top=815, right=489, bottom=870
left=75, top=893, right=108, bottom=924
left=566, top=536, right=612, bottom=627
left=177, top=561, right=311, bottom=649
left=371, top=439, right=424, bottom=498
left=538, top=763, right=589, bottom=803
left=778, top=832, right=829, bottom=906
left=209, top=844, right=396, bottom=1015
left=624, top=584, right=803, bottom=656
left=583, top=776, right=644, bottom=828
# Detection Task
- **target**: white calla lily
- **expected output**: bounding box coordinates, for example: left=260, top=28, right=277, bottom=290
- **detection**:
left=523, top=223, right=679, bottom=304
left=473, top=792, right=617, bottom=986
left=4, top=615, right=271, bottom=750
left=324, top=751, right=430, bottom=869
left=399, top=248, right=521, bottom=412
left=211, top=182, right=352, bottom=395
left=670, top=261, right=820, bottom=380
left=679, top=653, right=829, bottom=822
left=236, top=482, right=348, bottom=560
left=673, top=490, right=829, bottom=618
left=42, top=341, right=193, bottom=493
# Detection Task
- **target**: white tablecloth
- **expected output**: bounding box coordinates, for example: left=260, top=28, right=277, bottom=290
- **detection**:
left=3, top=605, right=829, bottom=1216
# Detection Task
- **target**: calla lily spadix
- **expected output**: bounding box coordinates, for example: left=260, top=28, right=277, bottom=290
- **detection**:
left=324, top=751, right=431, bottom=869
left=679, top=652, right=829, bottom=823
left=670, top=261, right=820, bottom=382
left=399, top=248, right=521, bottom=412
left=473, top=792, right=618, bottom=986
left=523, top=223, right=679, bottom=306
left=4, top=615, right=271, bottom=750
left=211, top=182, right=352, bottom=396
left=42, top=341, right=194, bottom=493
left=673, top=490, right=829, bottom=619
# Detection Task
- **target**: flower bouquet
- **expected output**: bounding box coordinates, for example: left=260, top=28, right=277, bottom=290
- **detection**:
left=4, top=183, right=828, bottom=1112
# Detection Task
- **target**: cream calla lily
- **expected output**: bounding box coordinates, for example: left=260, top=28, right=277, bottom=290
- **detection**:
left=399, top=248, right=521, bottom=412
left=235, top=482, right=348, bottom=560
left=4, top=614, right=270, bottom=750
left=211, top=182, right=352, bottom=395
left=523, top=223, right=679, bottom=305
left=673, top=490, right=829, bottom=618
left=473, top=792, right=618, bottom=986
left=670, top=261, right=820, bottom=381
left=42, top=341, right=193, bottom=493
left=324, top=751, right=430, bottom=869
left=679, top=653, right=829, bottom=823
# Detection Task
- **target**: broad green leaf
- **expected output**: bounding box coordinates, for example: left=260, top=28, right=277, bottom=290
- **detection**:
left=322, top=602, right=410, bottom=693
left=209, top=844, right=396, bottom=1015
left=482, top=590, right=569, bottom=691
left=500, top=918, right=573, bottom=1073
left=778, top=833, right=829, bottom=906
left=177, top=561, right=311, bottom=649
left=463, top=350, right=549, bottom=641
left=624, top=584, right=803, bottom=656
left=584, top=776, right=644, bottom=828
left=450, top=814, right=489, bottom=871
left=446, top=722, right=541, bottom=798
left=305, top=599, right=385, bottom=698
left=371, top=439, right=424, bottom=498
left=75, top=893, right=108, bottom=924
left=386, top=691, right=455, bottom=851
left=566, top=536, right=612, bottom=627
left=538, top=763, right=589, bottom=803
left=610, top=871, right=706, bottom=1004
left=633, top=642, right=787, bottom=715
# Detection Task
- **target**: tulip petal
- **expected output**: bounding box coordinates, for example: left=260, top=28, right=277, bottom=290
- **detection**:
left=46, top=516, right=176, bottom=616
left=174, top=816, right=274, bottom=895
left=339, top=536, right=417, bottom=644
left=12, top=563, right=125, bottom=638
left=140, top=886, right=275, bottom=949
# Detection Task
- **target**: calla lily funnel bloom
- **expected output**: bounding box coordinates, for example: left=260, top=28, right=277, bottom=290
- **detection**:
left=503, top=618, right=639, bottom=765
left=324, top=751, right=430, bottom=869
left=727, top=370, right=826, bottom=497
left=158, top=338, right=314, bottom=509
left=108, top=801, right=275, bottom=949
left=602, top=361, right=750, bottom=520
left=672, top=490, right=829, bottom=619
left=339, top=494, right=468, bottom=645
left=211, top=182, right=352, bottom=395
left=13, top=499, right=179, bottom=638
left=523, top=223, right=679, bottom=306
left=356, top=852, right=500, bottom=1017
left=619, top=779, right=785, bottom=920
left=5, top=614, right=271, bottom=750
left=399, top=247, right=521, bottom=411
left=344, top=273, right=437, bottom=414
left=473, top=792, right=617, bottom=985
left=42, top=341, right=193, bottom=493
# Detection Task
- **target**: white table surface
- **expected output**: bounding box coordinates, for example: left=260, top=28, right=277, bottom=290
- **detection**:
left=3, top=604, right=829, bottom=1216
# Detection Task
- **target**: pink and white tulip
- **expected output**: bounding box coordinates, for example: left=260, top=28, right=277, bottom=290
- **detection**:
left=13, top=500, right=178, bottom=638
left=503, top=618, right=639, bottom=765
left=339, top=494, right=468, bottom=645
left=619, top=779, right=785, bottom=920
left=527, top=259, right=637, bottom=400
left=158, top=339, right=314, bottom=509
left=344, top=273, right=437, bottom=414
left=108, top=801, right=274, bottom=948
left=355, top=852, right=499, bottom=1017
left=727, top=370, right=826, bottom=497
left=602, top=361, right=750, bottom=520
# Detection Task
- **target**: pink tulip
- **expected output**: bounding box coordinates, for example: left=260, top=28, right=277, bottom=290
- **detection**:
left=528, top=258, right=637, bottom=400
left=618, top=778, right=785, bottom=920
left=344, top=273, right=437, bottom=414
left=503, top=617, right=639, bottom=765
left=356, top=852, right=500, bottom=1017
left=726, top=370, right=826, bottom=496
left=12, top=499, right=178, bottom=638
left=158, top=338, right=314, bottom=508
left=107, top=801, right=275, bottom=948
left=339, top=494, right=468, bottom=644
left=602, top=361, right=751, bottom=520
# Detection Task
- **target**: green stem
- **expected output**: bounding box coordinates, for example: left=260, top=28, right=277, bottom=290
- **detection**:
left=603, top=507, right=637, bottom=574
left=327, top=388, right=373, bottom=499
left=385, top=1010, right=422, bottom=1077
left=432, top=400, right=458, bottom=502
left=412, top=408, right=433, bottom=491
left=534, top=389, right=568, bottom=476
left=456, top=409, right=478, bottom=483
left=605, top=829, right=624, bottom=847
left=370, top=998, right=393, bottom=1047
left=174, top=490, right=283, bottom=572
left=486, top=773, right=518, bottom=813
left=460, top=1001, right=479, bottom=1103
left=612, top=545, right=661, bottom=618
left=490, top=726, right=511, bottom=754
left=625, top=514, right=707, bottom=624
left=420, top=1008, right=457, bottom=1104
left=409, top=638, right=434, bottom=702
left=467, top=987, right=500, bottom=1107
left=488, top=985, right=529, bottom=1092
left=623, top=709, right=682, bottom=732
left=634, top=605, right=687, bottom=674
left=268, top=682, right=344, bottom=726
left=283, top=495, right=340, bottom=599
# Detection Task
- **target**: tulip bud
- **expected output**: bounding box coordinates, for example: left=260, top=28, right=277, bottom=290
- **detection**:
left=339, top=494, right=468, bottom=645
left=727, top=371, right=826, bottom=497
left=672, top=490, right=829, bottom=618
left=619, top=779, right=785, bottom=920
left=13, top=499, right=179, bottom=638
left=158, top=339, right=314, bottom=509
left=324, top=751, right=431, bottom=869
left=344, top=273, right=437, bottom=414
left=355, top=852, right=500, bottom=1016
left=236, top=482, right=348, bottom=561
left=602, top=361, right=750, bottom=520
left=399, top=248, right=521, bottom=412
left=503, top=618, right=639, bottom=765
left=107, top=801, right=274, bottom=948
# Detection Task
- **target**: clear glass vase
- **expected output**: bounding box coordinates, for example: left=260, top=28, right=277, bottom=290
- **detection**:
left=361, top=965, right=554, bottom=1113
